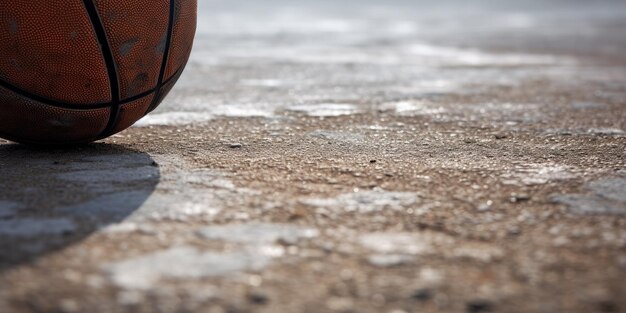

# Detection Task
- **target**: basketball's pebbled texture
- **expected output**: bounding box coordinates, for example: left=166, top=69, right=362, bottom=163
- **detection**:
left=0, top=0, right=197, bottom=145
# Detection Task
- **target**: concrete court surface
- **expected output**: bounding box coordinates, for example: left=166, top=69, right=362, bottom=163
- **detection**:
left=1, top=0, right=625, bottom=312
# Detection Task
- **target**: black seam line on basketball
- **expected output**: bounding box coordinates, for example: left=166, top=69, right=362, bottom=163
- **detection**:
left=146, top=0, right=176, bottom=114
left=0, top=68, right=182, bottom=110
left=82, top=0, right=121, bottom=138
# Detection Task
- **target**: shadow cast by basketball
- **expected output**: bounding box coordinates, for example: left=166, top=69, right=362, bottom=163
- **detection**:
left=0, top=143, right=160, bottom=271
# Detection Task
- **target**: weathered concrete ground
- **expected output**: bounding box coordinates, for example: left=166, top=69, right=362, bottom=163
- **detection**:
left=1, top=1, right=625, bottom=312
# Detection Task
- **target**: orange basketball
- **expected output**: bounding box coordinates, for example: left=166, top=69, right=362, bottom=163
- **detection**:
left=0, top=0, right=197, bottom=145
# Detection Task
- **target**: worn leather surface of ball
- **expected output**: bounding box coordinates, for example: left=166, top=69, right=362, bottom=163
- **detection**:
left=0, top=0, right=197, bottom=145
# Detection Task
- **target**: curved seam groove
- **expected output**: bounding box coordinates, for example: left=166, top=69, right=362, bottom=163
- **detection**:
left=0, top=67, right=182, bottom=110
left=82, top=0, right=121, bottom=138
left=0, top=78, right=111, bottom=109
left=145, top=0, right=176, bottom=115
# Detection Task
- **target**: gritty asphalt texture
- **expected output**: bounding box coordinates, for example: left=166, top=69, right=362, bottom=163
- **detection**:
left=1, top=1, right=625, bottom=313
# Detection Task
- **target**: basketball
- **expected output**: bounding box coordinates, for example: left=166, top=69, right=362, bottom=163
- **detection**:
left=0, top=0, right=197, bottom=145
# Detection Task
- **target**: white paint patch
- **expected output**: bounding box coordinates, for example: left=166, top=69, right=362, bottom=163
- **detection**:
left=367, top=254, right=416, bottom=267
left=502, top=164, right=578, bottom=186
left=359, top=232, right=454, bottom=255
left=100, top=222, right=156, bottom=234
left=125, top=155, right=257, bottom=221
left=105, top=246, right=275, bottom=290
left=286, top=103, right=359, bottom=117
left=106, top=222, right=320, bottom=290
left=381, top=101, right=447, bottom=116
left=198, top=223, right=319, bottom=245
left=418, top=267, right=445, bottom=285
left=468, top=102, right=541, bottom=112
left=449, top=244, right=504, bottom=262
left=240, top=79, right=286, bottom=87
left=54, top=154, right=253, bottom=222
left=360, top=232, right=504, bottom=263
left=208, top=103, right=276, bottom=118
left=135, top=193, right=223, bottom=221
left=0, top=218, right=76, bottom=237
left=134, top=112, right=215, bottom=127
left=135, top=104, right=278, bottom=127
left=301, top=189, right=420, bottom=213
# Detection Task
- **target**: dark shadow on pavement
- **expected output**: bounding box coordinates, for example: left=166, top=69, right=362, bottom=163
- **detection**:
left=0, top=143, right=160, bottom=271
